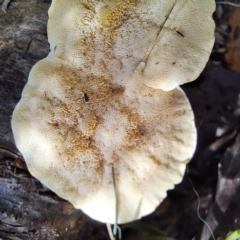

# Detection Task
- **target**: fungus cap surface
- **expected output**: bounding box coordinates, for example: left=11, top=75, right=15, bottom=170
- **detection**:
left=12, top=59, right=196, bottom=223
left=47, top=0, right=215, bottom=91
left=10, top=0, right=209, bottom=223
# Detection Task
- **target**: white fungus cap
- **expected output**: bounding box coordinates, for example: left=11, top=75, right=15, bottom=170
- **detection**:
left=11, top=0, right=215, bottom=224
left=47, top=0, right=215, bottom=91
left=12, top=63, right=196, bottom=223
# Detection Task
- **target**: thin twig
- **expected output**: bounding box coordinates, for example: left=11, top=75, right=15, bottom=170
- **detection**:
left=186, top=167, right=216, bottom=240
left=106, top=223, right=115, bottom=240
left=216, top=1, right=240, bottom=7
left=106, top=167, right=122, bottom=240
left=112, top=166, right=118, bottom=237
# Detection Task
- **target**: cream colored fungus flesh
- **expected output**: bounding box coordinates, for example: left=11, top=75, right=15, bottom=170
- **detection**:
left=12, top=0, right=215, bottom=223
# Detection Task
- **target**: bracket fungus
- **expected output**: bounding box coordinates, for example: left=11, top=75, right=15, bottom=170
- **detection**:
left=11, top=0, right=215, bottom=224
